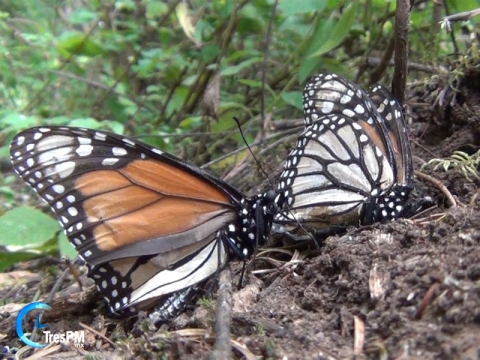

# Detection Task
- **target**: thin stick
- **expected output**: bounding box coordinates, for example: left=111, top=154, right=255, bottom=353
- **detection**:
left=210, top=267, right=232, bottom=360
left=414, top=170, right=457, bottom=208
left=259, top=0, right=279, bottom=139
left=79, top=322, right=116, bottom=347
left=413, top=282, right=439, bottom=319
left=393, top=0, right=410, bottom=104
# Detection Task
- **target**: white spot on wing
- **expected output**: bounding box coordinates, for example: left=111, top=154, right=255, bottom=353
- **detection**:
left=55, top=161, right=75, bottom=178
left=95, top=132, right=107, bottom=141
left=78, top=137, right=91, bottom=145
left=112, top=147, right=127, bottom=156
left=321, top=101, right=334, bottom=114
left=52, top=184, right=65, bottom=194
left=340, top=95, right=351, bottom=104
left=76, top=145, right=93, bottom=157
left=122, top=138, right=136, bottom=146
left=102, top=158, right=119, bottom=166
left=359, top=134, right=369, bottom=143
left=354, top=104, right=365, bottom=114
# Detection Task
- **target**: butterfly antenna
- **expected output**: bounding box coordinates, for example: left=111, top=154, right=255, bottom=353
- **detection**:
left=282, top=203, right=319, bottom=245
left=232, top=116, right=273, bottom=187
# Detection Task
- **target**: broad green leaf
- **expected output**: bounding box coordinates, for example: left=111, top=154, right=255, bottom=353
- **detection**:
left=299, top=16, right=335, bottom=81
left=0, top=113, right=39, bottom=131
left=279, top=0, right=327, bottom=16
left=0, top=207, right=60, bottom=248
left=310, top=3, right=358, bottom=58
left=299, top=56, right=346, bottom=84
left=281, top=91, right=303, bottom=110
left=58, top=232, right=77, bottom=259
left=299, top=57, right=321, bottom=82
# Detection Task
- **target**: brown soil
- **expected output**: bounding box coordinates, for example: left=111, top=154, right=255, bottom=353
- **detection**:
left=1, top=73, right=480, bottom=359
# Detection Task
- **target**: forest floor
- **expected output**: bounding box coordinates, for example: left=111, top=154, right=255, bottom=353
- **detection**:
left=1, top=70, right=480, bottom=360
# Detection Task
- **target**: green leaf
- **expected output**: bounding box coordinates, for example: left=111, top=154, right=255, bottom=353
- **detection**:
left=238, top=79, right=262, bottom=88
left=101, top=120, right=125, bottom=134
left=58, top=232, right=77, bottom=259
left=201, top=44, right=220, bottom=63
left=179, top=116, right=202, bottom=129
left=145, top=1, right=168, bottom=19
left=0, top=112, right=39, bottom=131
left=0, top=207, right=60, bottom=248
left=299, top=16, right=335, bottom=81
left=69, top=9, right=98, bottom=25
left=309, top=2, right=358, bottom=58
left=279, top=17, right=312, bottom=36
left=0, top=186, right=15, bottom=200
left=0, top=251, right=43, bottom=272
left=221, top=58, right=263, bottom=76
left=57, top=33, right=105, bottom=57
left=0, top=145, right=9, bottom=160
left=279, top=0, right=327, bottom=16
left=281, top=91, right=303, bottom=110
left=68, top=117, right=106, bottom=129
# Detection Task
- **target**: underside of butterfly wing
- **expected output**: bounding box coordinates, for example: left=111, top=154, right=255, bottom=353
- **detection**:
left=276, top=73, right=416, bottom=236
left=368, top=84, right=413, bottom=187
left=276, top=113, right=395, bottom=231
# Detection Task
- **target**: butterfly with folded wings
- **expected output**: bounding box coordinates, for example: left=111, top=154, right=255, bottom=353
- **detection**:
left=275, top=73, right=415, bottom=236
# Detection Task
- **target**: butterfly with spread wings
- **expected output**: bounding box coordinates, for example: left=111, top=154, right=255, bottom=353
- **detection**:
left=10, top=126, right=284, bottom=317
left=275, top=73, right=414, bottom=235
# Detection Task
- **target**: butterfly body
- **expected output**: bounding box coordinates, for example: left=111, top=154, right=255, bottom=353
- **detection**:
left=276, top=73, right=413, bottom=235
left=10, top=126, right=282, bottom=315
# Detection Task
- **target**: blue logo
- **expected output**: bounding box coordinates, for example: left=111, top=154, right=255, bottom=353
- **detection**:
left=15, top=302, right=51, bottom=348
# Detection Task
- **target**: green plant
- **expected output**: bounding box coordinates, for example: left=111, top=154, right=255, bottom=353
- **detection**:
left=423, top=150, right=480, bottom=181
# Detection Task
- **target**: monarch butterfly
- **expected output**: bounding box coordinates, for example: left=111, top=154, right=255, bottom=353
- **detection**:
left=275, top=73, right=413, bottom=235
left=10, top=126, right=284, bottom=317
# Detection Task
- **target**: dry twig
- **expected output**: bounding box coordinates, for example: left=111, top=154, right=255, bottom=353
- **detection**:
left=413, top=282, right=440, bottom=320
left=210, top=267, right=232, bottom=360
left=414, top=170, right=458, bottom=208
